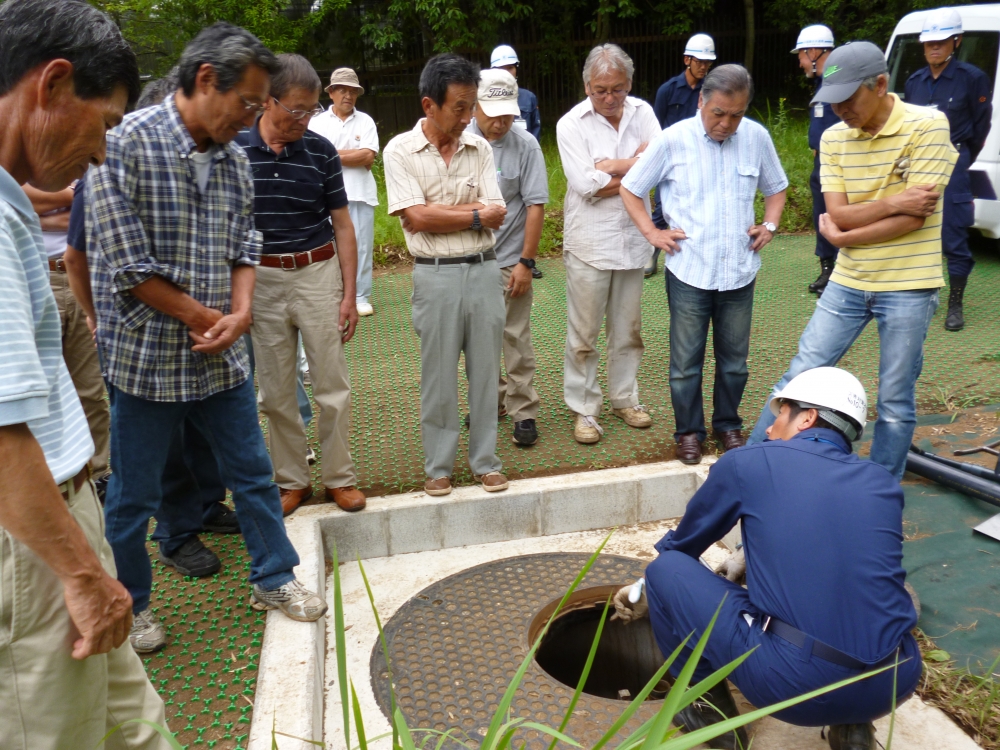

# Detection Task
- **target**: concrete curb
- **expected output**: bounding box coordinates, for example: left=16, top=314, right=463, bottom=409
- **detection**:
left=248, top=460, right=714, bottom=749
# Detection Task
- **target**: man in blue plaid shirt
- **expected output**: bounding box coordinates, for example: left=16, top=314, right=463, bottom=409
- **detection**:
left=88, top=23, right=327, bottom=654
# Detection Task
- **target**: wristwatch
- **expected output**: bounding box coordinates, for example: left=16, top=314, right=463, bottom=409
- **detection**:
left=763, top=221, right=777, bottom=233
left=518, top=257, right=536, bottom=269
left=471, top=209, right=482, bottom=231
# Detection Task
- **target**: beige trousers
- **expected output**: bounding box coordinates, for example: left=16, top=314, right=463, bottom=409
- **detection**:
left=51, top=270, right=111, bottom=478
left=0, top=478, right=169, bottom=750
left=251, top=258, right=357, bottom=490
left=563, top=252, right=645, bottom=417
left=498, top=266, right=540, bottom=421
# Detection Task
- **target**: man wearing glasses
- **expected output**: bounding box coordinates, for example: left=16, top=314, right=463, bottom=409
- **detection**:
left=556, top=44, right=661, bottom=445
left=236, top=54, right=365, bottom=516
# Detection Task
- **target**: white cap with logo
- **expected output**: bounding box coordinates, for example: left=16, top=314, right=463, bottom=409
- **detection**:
left=490, top=45, right=520, bottom=68
left=684, top=34, right=716, bottom=61
left=920, top=7, right=963, bottom=42
left=477, top=69, right=521, bottom=117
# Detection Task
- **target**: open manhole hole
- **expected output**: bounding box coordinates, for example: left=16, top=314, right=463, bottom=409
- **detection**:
left=371, top=553, right=666, bottom=748
left=530, top=586, right=666, bottom=701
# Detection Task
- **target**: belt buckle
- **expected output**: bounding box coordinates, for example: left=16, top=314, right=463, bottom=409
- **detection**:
left=280, top=254, right=296, bottom=270
left=762, top=616, right=772, bottom=633
left=55, top=258, right=66, bottom=272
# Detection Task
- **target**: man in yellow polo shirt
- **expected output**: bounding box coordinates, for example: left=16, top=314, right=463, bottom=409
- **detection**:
left=748, top=42, right=956, bottom=481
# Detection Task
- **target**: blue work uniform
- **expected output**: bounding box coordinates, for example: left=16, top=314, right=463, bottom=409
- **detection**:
left=905, top=60, right=993, bottom=279
left=809, top=79, right=842, bottom=260
left=650, top=72, right=702, bottom=230
left=518, top=87, right=541, bottom=141
left=644, top=429, right=921, bottom=727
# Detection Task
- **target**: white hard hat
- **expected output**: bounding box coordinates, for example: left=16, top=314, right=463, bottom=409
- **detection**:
left=684, top=33, right=716, bottom=61
left=491, top=45, right=519, bottom=68
left=791, top=24, right=835, bottom=52
left=769, top=367, right=868, bottom=441
left=920, top=8, right=963, bottom=42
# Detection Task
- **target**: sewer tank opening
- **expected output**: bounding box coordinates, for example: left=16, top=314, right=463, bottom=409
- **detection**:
left=530, top=586, right=667, bottom=702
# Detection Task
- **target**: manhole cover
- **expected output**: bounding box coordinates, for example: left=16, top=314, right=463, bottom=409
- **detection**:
left=371, top=553, right=664, bottom=748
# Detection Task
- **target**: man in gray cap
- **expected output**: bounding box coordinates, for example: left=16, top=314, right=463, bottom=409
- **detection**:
left=749, top=42, right=957, bottom=489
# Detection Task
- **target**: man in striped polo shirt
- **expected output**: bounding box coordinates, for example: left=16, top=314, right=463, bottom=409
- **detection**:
left=749, top=42, right=957, bottom=480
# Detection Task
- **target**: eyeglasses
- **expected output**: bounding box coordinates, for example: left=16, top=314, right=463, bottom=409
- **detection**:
left=588, top=88, right=629, bottom=101
left=238, top=93, right=266, bottom=114
left=272, top=97, right=325, bottom=120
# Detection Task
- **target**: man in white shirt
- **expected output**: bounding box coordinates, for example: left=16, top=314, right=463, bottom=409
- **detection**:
left=310, top=68, right=380, bottom=316
left=556, top=44, right=661, bottom=445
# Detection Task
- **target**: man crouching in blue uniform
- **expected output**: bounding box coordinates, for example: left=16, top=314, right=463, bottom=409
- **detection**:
left=612, top=367, right=921, bottom=750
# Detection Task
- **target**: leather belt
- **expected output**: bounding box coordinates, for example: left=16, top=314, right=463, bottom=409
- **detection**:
left=259, top=242, right=335, bottom=270
left=762, top=615, right=901, bottom=672
left=49, top=257, right=67, bottom=273
left=413, top=249, right=497, bottom=266
left=59, top=466, right=91, bottom=500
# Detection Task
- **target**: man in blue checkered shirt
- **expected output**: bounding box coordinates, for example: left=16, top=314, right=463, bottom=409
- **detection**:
left=88, top=23, right=327, bottom=654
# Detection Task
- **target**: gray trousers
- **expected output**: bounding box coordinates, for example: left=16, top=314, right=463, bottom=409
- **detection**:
left=412, top=258, right=506, bottom=478
left=499, top=265, right=540, bottom=421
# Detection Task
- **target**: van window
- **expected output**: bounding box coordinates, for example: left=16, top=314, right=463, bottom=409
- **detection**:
left=888, top=31, right=999, bottom=96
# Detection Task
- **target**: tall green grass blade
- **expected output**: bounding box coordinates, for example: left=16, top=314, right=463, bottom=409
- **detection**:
left=395, top=707, right=418, bottom=750
left=358, top=555, right=399, bottom=748
left=271, top=730, right=326, bottom=747
left=98, top=719, right=183, bottom=749
left=519, top=721, right=581, bottom=745
left=352, top=679, right=369, bottom=750
left=332, top=543, right=351, bottom=750
left=546, top=596, right=613, bottom=750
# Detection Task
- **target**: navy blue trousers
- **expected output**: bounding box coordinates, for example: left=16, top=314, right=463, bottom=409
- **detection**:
left=943, top=146, right=976, bottom=279
left=811, top=159, right=838, bottom=261
left=645, top=551, right=922, bottom=727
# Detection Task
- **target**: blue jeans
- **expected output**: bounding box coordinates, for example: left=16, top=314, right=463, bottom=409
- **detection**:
left=104, top=378, right=298, bottom=613
left=666, top=270, right=756, bottom=441
left=748, top=281, right=939, bottom=479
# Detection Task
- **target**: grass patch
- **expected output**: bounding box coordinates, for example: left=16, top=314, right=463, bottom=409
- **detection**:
left=371, top=102, right=818, bottom=267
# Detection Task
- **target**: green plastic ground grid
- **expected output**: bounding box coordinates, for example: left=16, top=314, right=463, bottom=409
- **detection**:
left=146, top=233, right=1000, bottom=748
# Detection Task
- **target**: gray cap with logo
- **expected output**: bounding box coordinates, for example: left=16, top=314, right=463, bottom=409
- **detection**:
left=810, top=41, right=887, bottom=105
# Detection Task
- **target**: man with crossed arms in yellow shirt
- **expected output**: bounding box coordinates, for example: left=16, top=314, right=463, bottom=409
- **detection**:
left=749, top=41, right=957, bottom=481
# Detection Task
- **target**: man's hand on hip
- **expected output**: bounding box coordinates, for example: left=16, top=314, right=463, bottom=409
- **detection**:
left=64, top=572, right=133, bottom=659
left=747, top=224, right=775, bottom=251
left=888, top=184, right=941, bottom=217
left=507, top=263, right=532, bottom=298
left=339, top=297, right=359, bottom=343
left=479, top=204, right=507, bottom=230
left=189, top=311, right=251, bottom=353
left=649, top=227, right=687, bottom=254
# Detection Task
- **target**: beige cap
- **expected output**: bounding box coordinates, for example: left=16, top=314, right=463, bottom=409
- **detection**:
left=326, top=67, right=364, bottom=95
left=477, top=69, right=520, bottom=117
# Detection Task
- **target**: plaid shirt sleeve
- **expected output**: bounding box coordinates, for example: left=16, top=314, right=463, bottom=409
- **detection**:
left=231, top=150, right=262, bottom=265
left=90, top=132, right=191, bottom=330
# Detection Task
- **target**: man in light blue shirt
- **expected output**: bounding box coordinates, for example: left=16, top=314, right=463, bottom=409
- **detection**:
left=622, top=64, right=787, bottom=465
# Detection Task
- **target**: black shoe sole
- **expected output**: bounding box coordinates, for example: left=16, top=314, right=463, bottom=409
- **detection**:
left=512, top=433, right=538, bottom=446
left=158, top=553, right=221, bottom=578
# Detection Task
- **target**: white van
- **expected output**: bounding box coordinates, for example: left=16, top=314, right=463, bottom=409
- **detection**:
left=886, top=5, right=1000, bottom=240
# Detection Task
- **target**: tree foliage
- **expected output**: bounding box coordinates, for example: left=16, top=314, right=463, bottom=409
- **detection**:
left=764, top=0, right=938, bottom=47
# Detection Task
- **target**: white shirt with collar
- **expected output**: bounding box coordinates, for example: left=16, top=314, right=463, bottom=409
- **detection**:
left=556, top=95, right=662, bottom=270
left=309, top=107, right=380, bottom=206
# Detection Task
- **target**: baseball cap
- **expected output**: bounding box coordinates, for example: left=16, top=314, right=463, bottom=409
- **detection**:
left=326, top=68, right=364, bottom=95
left=810, top=41, right=887, bottom=104
left=477, top=69, right=520, bottom=117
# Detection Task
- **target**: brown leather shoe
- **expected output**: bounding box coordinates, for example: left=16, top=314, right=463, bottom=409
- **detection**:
left=424, top=477, right=452, bottom=496
left=675, top=433, right=703, bottom=465
left=476, top=472, right=509, bottom=492
left=713, top=429, right=746, bottom=452
left=326, top=486, right=366, bottom=512
left=279, top=486, right=314, bottom=516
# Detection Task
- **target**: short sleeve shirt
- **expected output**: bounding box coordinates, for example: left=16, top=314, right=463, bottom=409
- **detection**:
left=467, top=121, right=548, bottom=267
left=383, top=120, right=505, bottom=258
left=308, top=108, right=380, bottom=206
left=0, top=166, right=93, bottom=483
left=235, top=125, right=347, bottom=254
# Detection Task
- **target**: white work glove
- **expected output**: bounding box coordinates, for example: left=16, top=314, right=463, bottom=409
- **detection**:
left=611, top=583, right=648, bottom=623
left=716, top=548, right=746, bottom=585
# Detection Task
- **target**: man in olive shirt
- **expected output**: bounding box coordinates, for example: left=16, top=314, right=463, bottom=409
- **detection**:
left=384, top=54, right=508, bottom=496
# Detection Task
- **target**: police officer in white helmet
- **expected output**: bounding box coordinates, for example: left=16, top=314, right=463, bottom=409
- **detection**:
left=491, top=45, right=541, bottom=141
left=612, top=367, right=922, bottom=750
left=792, top=25, right=841, bottom=296
left=646, top=33, right=716, bottom=277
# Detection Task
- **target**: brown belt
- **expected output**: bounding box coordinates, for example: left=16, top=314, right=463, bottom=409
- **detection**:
left=49, top=257, right=67, bottom=273
left=259, top=242, right=335, bottom=270
left=59, top=466, right=91, bottom=500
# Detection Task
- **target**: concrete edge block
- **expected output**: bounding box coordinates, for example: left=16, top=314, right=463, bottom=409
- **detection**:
left=440, top=491, right=542, bottom=547
left=540, top=479, right=638, bottom=535
left=249, top=518, right=326, bottom=750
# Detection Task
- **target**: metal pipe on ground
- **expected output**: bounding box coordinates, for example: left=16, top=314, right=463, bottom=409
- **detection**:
left=908, top=445, right=1000, bottom=482
left=905, top=450, right=1000, bottom=509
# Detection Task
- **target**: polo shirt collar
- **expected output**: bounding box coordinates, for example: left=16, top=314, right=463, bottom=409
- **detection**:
left=246, top=121, right=305, bottom=157
left=410, top=118, right=473, bottom=154
left=0, top=165, right=35, bottom=222
left=875, top=93, right=905, bottom=139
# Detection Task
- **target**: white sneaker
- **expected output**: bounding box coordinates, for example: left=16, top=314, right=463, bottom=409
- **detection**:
left=613, top=405, right=652, bottom=428
left=574, top=414, right=604, bottom=444
left=130, top=607, right=167, bottom=653
left=250, top=578, right=328, bottom=622
left=356, top=297, right=374, bottom=317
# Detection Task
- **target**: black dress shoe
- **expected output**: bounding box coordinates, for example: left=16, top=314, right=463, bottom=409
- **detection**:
left=673, top=682, right=748, bottom=750
left=203, top=503, right=241, bottom=534
left=158, top=536, right=221, bottom=578
left=713, top=428, right=746, bottom=452
left=827, top=723, right=876, bottom=750
left=531, top=265, right=543, bottom=279
left=675, top=433, right=703, bottom=465
left=512, top=419, right=538, bottom=446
